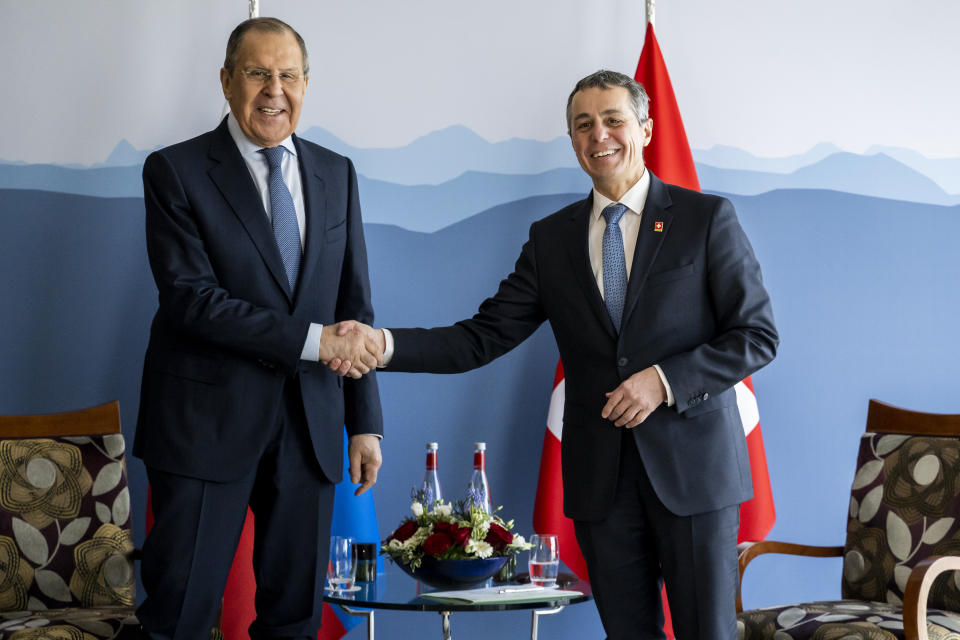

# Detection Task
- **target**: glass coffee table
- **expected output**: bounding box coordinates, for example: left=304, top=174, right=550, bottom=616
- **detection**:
left=323, top=564, right=592, bottom=640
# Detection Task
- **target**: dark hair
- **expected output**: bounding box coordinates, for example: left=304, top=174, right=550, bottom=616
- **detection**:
left=224, top=17, right=309, bottom=75
left=566, top=70, right=650, bottom=132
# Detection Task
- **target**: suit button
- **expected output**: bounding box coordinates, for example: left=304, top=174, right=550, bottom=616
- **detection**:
left=703, top=392, right=709, bottom=400
left=618, top=357, right=628, bottom=367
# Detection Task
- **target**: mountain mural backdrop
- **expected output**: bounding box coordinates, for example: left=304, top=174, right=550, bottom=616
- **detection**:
left=2, top=125, right=958, bottom=638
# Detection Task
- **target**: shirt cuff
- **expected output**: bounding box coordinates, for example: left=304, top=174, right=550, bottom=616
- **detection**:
left=381, top=328, right=395, bottom=366
left=653, top=364, right=674, bottom=407
left=301, top=323, right=324, bottom=361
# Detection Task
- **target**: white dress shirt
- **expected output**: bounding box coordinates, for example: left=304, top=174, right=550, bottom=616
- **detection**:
left=588, top=171, right=673, bottom=406
left=226, top=113, right=324, bottom=361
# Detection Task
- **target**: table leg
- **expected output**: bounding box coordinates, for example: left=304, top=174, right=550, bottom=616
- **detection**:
left=530, top=606, right=564, bottom=640
left=338, top=605, right=375, bottom=640
left=440, top=610, right=452, bottom=639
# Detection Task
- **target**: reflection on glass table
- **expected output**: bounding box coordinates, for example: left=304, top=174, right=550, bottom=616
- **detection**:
left=323, top=562, right=592, bottom=640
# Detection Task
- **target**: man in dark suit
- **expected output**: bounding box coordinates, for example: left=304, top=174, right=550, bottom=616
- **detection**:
left=134, top=17, right=384, bottom=640
left=338, top=70, right=778, bottom=639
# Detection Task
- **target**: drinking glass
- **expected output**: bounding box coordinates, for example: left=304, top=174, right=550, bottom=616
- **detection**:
left=528, top=534, right=559, bottom=587
left=327, top=536, right=357, bottom=591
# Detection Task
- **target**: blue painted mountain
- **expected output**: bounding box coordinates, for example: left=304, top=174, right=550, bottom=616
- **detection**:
left=697, top=152, right=960, bottom=206
left=693, top=142, right=843, bottom=174
left=300, top=124, right=579, bottom=185
left=0, top=163, right=143, bottom=197
left=359, top=168, right=590, bottom=232
left=864, top=145, right=960, bottom=195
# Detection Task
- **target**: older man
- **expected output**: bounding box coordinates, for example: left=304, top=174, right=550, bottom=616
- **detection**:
left=338, top=70, right=778, bottom=639
left=134, top=17, right=383, bottom=640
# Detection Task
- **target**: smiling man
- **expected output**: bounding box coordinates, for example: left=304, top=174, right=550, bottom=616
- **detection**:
left=134, top=17, right=383, bottom=640
left=338, top=69, right=779, bottom=639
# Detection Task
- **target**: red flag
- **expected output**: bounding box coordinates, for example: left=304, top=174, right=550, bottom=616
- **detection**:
left=634, top=21, right=776, bottom=547
left=533, top=21, right=775, bottom=640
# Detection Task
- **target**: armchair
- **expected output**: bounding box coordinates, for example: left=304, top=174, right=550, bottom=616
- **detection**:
left=737, top=399, right=960, bottom=640
left=0, top=402, right=138, bottom=638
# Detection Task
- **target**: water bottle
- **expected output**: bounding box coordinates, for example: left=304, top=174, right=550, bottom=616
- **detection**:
left=421, top=442, right=442, bottom=506
left=467, top=442, right=493, bottom=513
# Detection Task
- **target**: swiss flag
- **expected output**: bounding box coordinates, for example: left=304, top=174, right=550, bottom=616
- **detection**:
left=532, top=21, right=775, bottom=639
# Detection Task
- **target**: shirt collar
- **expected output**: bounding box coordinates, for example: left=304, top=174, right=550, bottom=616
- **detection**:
left=591, top=168, right=651, bottom=220
left=227, top=112, right=298, bottom=159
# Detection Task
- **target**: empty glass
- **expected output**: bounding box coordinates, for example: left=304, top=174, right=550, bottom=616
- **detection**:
left=528, top=534, right=559, bottom=587
left=327, top=536, right=357, bottom=591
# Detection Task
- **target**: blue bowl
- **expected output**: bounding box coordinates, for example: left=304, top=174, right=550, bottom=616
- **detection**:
left=396, top=556, right=510, bottom=590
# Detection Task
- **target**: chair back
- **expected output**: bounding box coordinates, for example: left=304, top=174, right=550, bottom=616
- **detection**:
left=0, top=401, right=135, bottom=611
left=842, top=399, right=960, bottom=612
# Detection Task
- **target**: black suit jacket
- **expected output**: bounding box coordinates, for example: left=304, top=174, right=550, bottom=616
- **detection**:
left=134, top=118, right=382, bottom=483
left=388, top=174, right=777, bottom=521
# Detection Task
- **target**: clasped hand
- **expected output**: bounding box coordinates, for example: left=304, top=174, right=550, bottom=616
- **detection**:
left=319, top=321, right=385, bottom=378
left=601, top=366, right=667, bottom=428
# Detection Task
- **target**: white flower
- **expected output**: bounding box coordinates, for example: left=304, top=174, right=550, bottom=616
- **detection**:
left=467, top=539, right=494, bottom=559
left=411, top=501, right=424, bottom=516
left=509, top=534, right=526, bottom=548
left=388, top=539, right=404, bottom=552
left=433, top=503, right=452, bottom=517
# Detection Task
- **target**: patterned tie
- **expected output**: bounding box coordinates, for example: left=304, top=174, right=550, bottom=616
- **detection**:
left=259, top=146, right=302, bottom=291
left=602, top=203, right=628, bottom=332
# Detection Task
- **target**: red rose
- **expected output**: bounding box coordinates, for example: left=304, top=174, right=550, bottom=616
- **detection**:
left=485, top=522, right=513, bottom=551
left=452, top=526, right=472, bottom=548
left=433, top=521, right=457, bottom=534
left=423, top=532, right=453, bottom=556
left=390, top=521, right=418, bottom=543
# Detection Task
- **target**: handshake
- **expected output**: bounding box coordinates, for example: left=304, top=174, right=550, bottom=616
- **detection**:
left=319, top=321, right=385, bottom=379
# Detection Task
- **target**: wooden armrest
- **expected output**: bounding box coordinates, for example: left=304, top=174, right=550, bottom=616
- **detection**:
left=903, top=555, right=960, bottom=640
left=736, top=540, right=844, bottom=613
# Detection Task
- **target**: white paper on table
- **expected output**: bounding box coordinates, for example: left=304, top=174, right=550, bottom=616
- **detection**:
left=420, top=585, right=583, bottom=604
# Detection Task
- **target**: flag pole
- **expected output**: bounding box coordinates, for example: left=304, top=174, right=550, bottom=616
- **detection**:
left=646, top=0, right=655, bottom=29
left=249, top=0, right=259, bottom=18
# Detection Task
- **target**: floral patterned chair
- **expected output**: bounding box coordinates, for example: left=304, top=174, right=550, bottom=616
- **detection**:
left=0, top=402, right=142, bottom=639
left=737, top=399, right=960, bottom=640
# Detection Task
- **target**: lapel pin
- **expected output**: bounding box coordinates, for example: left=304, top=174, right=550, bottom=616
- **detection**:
left=654, top=221, right=664, bottom=232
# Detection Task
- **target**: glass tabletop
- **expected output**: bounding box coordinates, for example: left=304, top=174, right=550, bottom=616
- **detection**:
left=323, top=563, right=592, bottom=612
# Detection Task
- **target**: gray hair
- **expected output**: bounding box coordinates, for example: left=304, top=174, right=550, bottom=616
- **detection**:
left=566, top=70, right=650, bottom=133
left=224, top=17, right=309, bottom=75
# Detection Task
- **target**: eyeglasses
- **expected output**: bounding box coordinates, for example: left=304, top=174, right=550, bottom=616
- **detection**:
left=240, top=68, right=304, bottom=86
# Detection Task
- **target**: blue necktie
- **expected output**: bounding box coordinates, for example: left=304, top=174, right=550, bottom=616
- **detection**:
left=602, top=203, right=628, bottom=332
left=259, top=146, right=302, bottom=291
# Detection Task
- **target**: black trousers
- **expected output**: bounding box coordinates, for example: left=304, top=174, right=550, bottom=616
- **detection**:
left=137, top=380, right=335, bottom=640
left=574, top=429, right=740, bottom=640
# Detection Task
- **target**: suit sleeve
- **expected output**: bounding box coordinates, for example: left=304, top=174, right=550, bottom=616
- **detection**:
left=336, top=159, right=383, bottom=437
left=386, top=223, right=548, bottom=373
left=658, top=198, right=778, bottom=412
left=143, top=150, right=309, bottom=374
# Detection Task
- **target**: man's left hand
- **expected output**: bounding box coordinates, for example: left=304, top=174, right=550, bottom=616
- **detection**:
left=601, top=367, right=667, bottom=428
left=348, top=434, right=383, bottom=496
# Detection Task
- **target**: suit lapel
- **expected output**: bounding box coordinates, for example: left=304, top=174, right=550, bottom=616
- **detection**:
left=564, top=194, right=618, bottom=338
left=207, top=119, right=293, bottom=302
left=292, top=135, right=327, bottom=308
left=622, top=173, right=673, bottom=327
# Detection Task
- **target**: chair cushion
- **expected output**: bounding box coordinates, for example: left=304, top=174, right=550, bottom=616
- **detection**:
left=737, top=600, right=960, bottom=639
left=0, top=610, right=226, bottom=640
left=844, top=433, right=960, bottom=609
left=0, top=607, right=139, bottom=639
left=0, top=435, right=134, bottom=612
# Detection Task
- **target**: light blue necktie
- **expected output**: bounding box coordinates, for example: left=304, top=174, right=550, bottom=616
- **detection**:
left=602, top=203, right=628, bottom=332
left=259, top=146, right=302, bottom=291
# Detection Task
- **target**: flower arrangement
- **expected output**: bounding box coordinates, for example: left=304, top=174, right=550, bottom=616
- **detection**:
left=382, top=491, right=532, bottom=571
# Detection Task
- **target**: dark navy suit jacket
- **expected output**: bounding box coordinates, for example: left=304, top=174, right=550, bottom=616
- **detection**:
left=134, top=118, right=382, bottom=483
left=388, top=174, right=777, bottom=521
